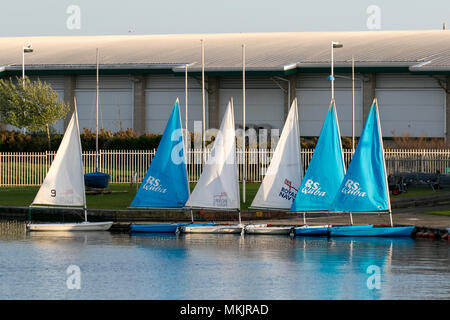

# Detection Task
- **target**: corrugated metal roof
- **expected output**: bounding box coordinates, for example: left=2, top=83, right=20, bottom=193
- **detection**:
left=0, top=30, right=449, bottom=73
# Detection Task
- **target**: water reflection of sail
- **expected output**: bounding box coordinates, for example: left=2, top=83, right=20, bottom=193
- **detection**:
left=29, top=231, right=113, bottom=244
left=333, top=238, right=412, bottom=299
left=292, top=237, right=413, bottom=299
left=0, top=220, right=27, bottom=240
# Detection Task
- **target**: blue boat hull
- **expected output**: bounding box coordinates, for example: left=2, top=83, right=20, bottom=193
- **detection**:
left=295, top=226, right=330, bottom=236
left=130, top=222, right=216, bottom=233
left=294, top=225, right=375, bottom=237
left=330, top=225, right=414, bottom=237
left=130, top=223, right=184, bottom=233
left=84, top=172, right=110, bottom=189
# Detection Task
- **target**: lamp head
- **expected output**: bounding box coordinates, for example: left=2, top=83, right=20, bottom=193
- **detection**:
left=23, top=44, right=33, bottom=53
left=332, top=41, right=343, bottom=49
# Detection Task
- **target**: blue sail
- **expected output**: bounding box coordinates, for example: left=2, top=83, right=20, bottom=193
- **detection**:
left=130, top=100, right=189, bottom=208
left=329, top=100, right=390, bottom=212
left=290, top=100, right=345, bottom=212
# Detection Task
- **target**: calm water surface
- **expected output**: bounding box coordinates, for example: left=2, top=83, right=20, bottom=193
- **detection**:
left=0, top=220, right=449, bottom=300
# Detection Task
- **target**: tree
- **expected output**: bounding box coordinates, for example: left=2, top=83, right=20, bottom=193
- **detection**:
left=0, top=77, right=69, bottom=149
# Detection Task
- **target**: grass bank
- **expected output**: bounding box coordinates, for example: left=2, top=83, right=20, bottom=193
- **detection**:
left=0, top=183, right=261, bottom=211
left=424, top=210, right=450, bottom=217
left=1, top=184, right=449, bottom=211
left=390, top=187, right=450, bottom=198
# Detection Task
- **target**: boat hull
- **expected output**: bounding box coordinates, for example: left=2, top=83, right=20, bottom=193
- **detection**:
left=294, top=225, right=330, bottom=236
left=245, top=225, right=293, bottom=235
left=27, top=221, right=113, bottom=231
left=329, top=225, right=414, bottom=237
left=181, top=225, right=243, bottom=234
left=130, top=223, right=184, bottom=233
left=130, top=222, right=216, bottom=233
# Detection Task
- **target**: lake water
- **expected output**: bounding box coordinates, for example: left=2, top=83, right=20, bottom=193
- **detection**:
left=0, top=220, right=449, bottom=300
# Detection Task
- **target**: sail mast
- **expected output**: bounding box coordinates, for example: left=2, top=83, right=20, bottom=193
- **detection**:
left=185, top=98, right=240, bottom=211
left=184, top=65, right=193, bottom=222
left=32, top=97, right=86, bottom=209
left=232, top=97, right=242, bottom=225
left=130, top=100, right=189, bottom=208
left=250, top=98, right=302, bottom=210
left=375, top=98, right=393, bottom=227
left=242, top=44, right=246, bottom=204
left=95, top=48, right=99, bottom=172
left=185, top=63, right=189, bottom=152
left=290, top=99, right=346, bottom=213
left=329, top=99, right=390, bottom=214
left=74, top=97, right=88, bottom=222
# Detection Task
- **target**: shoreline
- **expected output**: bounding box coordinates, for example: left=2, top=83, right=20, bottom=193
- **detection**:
left=1, top=192, right=449, bottom=239
left=2, top=191, right=450, bottom=222
left=2, top=206, right=450, bottom=241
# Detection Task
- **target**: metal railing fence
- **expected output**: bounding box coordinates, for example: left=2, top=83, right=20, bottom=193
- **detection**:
left=1, top=149, right=450, bottom=186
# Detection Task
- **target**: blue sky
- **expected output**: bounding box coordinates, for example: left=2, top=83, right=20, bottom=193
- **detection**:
left=1, top=0, right=449, bottom=36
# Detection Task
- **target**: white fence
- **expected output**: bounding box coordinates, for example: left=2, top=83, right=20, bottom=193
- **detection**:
left=1, top=149, right=450, bottom=186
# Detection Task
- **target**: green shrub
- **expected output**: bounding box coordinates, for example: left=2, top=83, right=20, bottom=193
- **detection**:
left=0, top=129, right=163, bottom=152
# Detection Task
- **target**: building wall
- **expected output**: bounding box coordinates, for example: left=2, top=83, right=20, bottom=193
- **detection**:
left=218, top=77, right=285, bottom=132
left=74, top=76, right=133, bottom=133
left=145, top=74, right=203, bottom=134
left=375, top=74, right=445, bottom=138
left=4, top=72, right=447, bottom=139
left=297, top=74, right=363, bottom=137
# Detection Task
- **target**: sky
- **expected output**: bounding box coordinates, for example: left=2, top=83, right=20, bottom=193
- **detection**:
left=1, top=0, right=449, bottom=37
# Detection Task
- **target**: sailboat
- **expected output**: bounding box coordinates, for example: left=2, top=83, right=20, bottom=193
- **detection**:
left=84, top=48, right=110, bottom=189
left=328, top=99, right=414, bottom=237
left=180, top=98, right=243, bottom=234
left=129, top=99, right=214, bottom=233
left=290, top=99, right=346, bottom=236
left=27, top=100, right=113, bottom=231
left=245, top=98, right=302, bottom=235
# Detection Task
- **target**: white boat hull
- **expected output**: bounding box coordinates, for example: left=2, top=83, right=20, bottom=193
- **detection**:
left=181, top=225, right=243, bottom=234
left=27, top=221, right=113, bottom=232
left=245, top=225, right=294, bottom=235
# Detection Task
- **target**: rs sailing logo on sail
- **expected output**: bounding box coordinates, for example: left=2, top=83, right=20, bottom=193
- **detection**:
left=301, top=179, right=326, bottom=197
left=340, top=179, right=367, bottom=197
left=143, top=175, right=167, bottom=194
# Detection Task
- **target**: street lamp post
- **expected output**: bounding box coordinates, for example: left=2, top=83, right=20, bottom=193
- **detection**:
left=201, top=39, right=206, bottom=165
left=335, top=71, right=362, bottom=152
left=328, top=41, right=343, bottom=100
left=22, top=44, right=34, bottom=86
left=351, top=55, right=355, bottom=152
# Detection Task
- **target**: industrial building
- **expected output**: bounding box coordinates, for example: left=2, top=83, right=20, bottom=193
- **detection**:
left=0, top=30, right=449, bottom=139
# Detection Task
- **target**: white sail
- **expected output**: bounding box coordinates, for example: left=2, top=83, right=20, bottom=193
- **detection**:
left=32, top=110, right=85, bottom=207
left=185, top=99, right=240, bottom=210
left=251, top=98, right=303, bottom=209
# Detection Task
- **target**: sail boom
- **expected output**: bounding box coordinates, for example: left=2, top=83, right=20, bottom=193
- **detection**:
left=327, top=210, right=391, bottom=214
left=248, top=206, right=290, bottom=212
left=290, top=210, right=331, bottom=214
left=128, top=206, right=188, bottom=211
left=30, top=205, right=85, bottom=209
left=184, top=207, right=240, bottom=212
